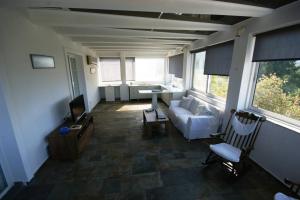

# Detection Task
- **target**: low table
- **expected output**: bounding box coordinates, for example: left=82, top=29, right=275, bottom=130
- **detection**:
left=143, top=109, right=170, bottom=137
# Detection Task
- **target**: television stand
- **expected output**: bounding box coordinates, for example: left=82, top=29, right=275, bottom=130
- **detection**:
left=48, top=114, right=94, bottom=160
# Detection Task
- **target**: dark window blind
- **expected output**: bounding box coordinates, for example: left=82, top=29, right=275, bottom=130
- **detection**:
left=169, top=53, right=184, bottom=78
left=204, top=40, right=234, bottom=76
left=253, top=24, right=300, bottom=62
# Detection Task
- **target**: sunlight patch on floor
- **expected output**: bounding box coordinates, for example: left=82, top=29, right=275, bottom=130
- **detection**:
left=116, top=104, right=151, bottom=111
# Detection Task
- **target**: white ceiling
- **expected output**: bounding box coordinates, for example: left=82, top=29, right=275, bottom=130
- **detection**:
left=11, top=0, right=278, bottom=53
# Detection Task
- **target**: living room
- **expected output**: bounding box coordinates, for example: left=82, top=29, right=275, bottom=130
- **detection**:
left=0, top=1, right=300, bottom=199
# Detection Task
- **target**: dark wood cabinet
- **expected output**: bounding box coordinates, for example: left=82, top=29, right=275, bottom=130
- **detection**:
left=48, top=114, right=94, bottom=160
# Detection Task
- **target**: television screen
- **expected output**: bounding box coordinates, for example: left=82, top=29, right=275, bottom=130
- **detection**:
left=69, top=95, right=85, bottom=122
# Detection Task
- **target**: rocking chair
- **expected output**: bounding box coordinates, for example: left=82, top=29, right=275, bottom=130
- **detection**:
left=274, top=179, right=300, bottom=200
left=203, top=109, right=266, bottom=176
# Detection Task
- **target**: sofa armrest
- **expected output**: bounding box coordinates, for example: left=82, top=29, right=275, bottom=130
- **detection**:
left=169, top=100, right=181, bottom=108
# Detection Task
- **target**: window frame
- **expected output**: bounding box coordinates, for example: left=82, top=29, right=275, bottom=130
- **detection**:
left=247, top=61, right=300, bottom=130
left=125, top=57, right=135, bottom=82
left=134, top=57, right=166, bottom=84
left=191, top=52, right=229, bottom=103
left=191, top=51, right=208, bottom=93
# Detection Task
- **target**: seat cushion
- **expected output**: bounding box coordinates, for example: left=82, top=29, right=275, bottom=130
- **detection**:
left=210, top=143, right=241, bottom=162
left=171, top=106, right=193, bottom=116
left=274, top=192, right=297, bottom=200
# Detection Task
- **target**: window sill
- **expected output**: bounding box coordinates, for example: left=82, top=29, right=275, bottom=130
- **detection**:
left=247, top=107, right=300, bottom=134
left=189, top=89, right=226, bottom=110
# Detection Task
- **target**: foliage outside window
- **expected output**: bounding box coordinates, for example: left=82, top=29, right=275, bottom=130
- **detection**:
left=252, top=60, right=300, bottom=121
left=192, top=51, right=229, bottom=101
left=208, top=75, right=229, bottom=99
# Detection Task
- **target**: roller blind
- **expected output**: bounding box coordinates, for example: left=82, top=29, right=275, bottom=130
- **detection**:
left=99, top=58, right=121, bottom=82
left=252, top=24, right=300, bottom=62
left=169, top=53, right=183, bottom=78
left=204, top=40, right=234, bottom=76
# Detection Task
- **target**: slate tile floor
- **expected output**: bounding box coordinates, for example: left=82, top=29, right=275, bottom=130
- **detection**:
left=4, top=101, right=289, bottom=200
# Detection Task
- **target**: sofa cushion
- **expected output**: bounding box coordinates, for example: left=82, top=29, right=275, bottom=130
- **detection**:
left=171, top=106, right=193, bottom=116
left=177, top=114, right=190, bottom=125
left=189, top=99, right=213, bottom=116
left=206, top=104, right=220, bottom=119
left=274, top=192, right=297, bottom=200
left=189, top=99, right=200, bottom=114
left=179, top=96, right=193, bottom=110
left=198, top=105, right=213, bottom=116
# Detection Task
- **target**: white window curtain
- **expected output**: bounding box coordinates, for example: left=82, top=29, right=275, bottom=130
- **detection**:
left=135, top=58, right=165, bottom=82
left=99, top=58, right=121, bottom=82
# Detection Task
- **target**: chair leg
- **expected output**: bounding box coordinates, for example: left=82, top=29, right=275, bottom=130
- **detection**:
left=202, top=150, right=214, bottom=165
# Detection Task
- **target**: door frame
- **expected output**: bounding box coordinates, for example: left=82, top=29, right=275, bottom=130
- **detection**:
left=67, top=54, right=80, bottom=98
left=63, top=48, right=89, bottom=110
left=0, top=141, right=13, bottom=198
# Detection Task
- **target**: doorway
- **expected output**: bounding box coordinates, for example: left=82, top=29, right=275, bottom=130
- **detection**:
left=0, top=165, right=7, bottom=195
left=67, top=54, right=81, bottom=98
left=66, top=53, right=89, bottom=110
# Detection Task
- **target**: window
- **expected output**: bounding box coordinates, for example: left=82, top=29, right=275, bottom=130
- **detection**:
left=135, top=58, right=165, bottom=82
left=192, top=51, right=229, bottom=101
left=249, top=25, right=300, bottom=126
left=192, top=51, right=207, bottom=92
left=99, top=58, right=121, bottom=82
left=251, top=60, right=300, bottom=121
left=125, top=57, right=135, bottom=81
left=207, top=75, right=229, bottom=99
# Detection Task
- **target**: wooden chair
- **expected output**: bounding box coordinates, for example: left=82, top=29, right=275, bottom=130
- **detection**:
left=203, top=109, right=266, bottom=176
left=274, top=179, right=300, bottom=200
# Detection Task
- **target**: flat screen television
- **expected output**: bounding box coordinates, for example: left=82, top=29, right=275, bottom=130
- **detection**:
left=69, top=95, right=86, bottom=123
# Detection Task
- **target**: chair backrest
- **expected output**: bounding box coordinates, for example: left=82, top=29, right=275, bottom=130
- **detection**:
left=285, top=178, right=300, bottom=198
left=221, top=109, right=266, bottom=151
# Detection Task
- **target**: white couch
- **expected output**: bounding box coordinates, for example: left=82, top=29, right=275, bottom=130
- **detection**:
left=168, top=95, right=221, bottom=140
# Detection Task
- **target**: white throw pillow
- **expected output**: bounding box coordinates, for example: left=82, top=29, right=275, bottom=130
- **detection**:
left=179, top=96, right=193, bottom=110
left=197, top=106, right=213, bottom=116
left=189, top=99, right=212, bottom=116
left=189, top=99, right=201, bottom=115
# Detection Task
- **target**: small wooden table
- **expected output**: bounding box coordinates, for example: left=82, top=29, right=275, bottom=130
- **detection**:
left=143, top=109, right=170, bottom=137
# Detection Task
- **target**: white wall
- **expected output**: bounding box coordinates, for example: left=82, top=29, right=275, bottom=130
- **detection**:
left=82, top=56, right=101, bottom=111
left=0, top=82, right=26, bottom=184
left=190, top=1, right=300, bottom=182
left=0, top=8, right=99, bottom=182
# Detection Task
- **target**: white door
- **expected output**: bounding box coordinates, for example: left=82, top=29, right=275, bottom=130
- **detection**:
left=68, top=55, right=81, bottom=98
